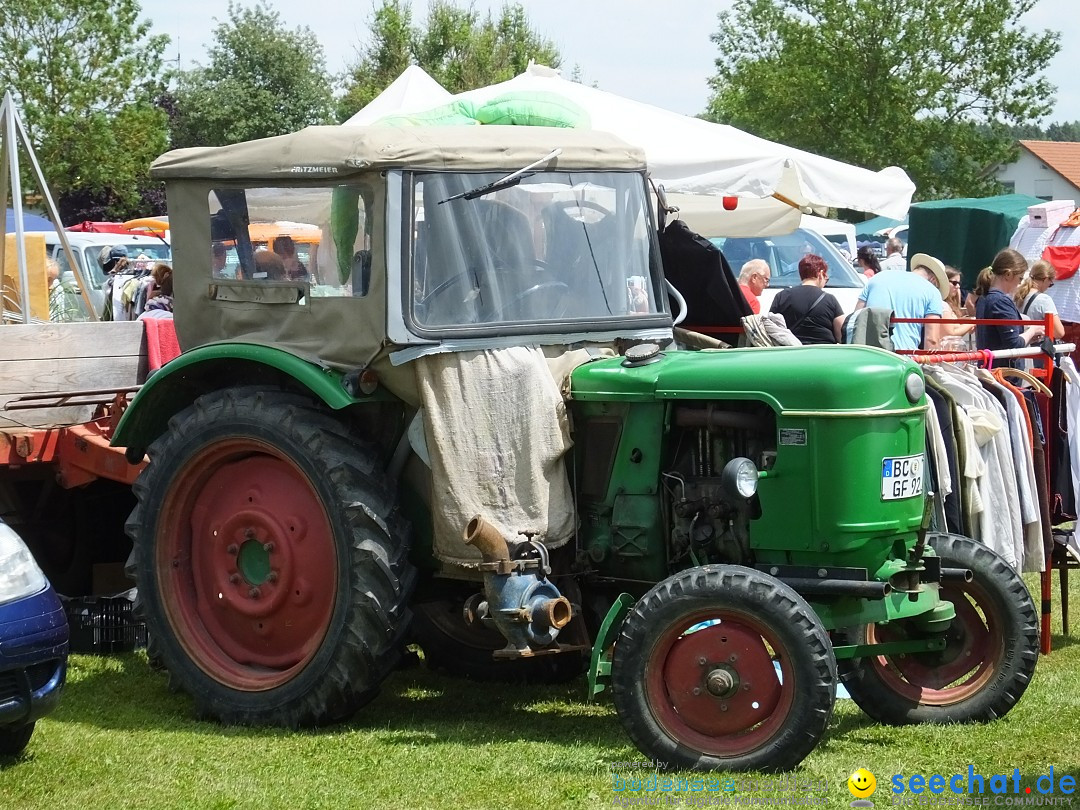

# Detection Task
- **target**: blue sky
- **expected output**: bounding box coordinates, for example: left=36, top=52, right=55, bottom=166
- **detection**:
left=142, top=0, right=1079, bottom=124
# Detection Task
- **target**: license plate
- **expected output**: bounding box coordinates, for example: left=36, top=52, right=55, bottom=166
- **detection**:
left=881, top=455, right=923, bottom=500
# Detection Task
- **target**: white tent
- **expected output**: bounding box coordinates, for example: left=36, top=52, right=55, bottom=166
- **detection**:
left=343, top=65, right=452, bottom=126
left=344, top=64, right=915, bottom=234
left=444, top=64, right=914, bottom=223
left=664, top=193, right=802, bottom=239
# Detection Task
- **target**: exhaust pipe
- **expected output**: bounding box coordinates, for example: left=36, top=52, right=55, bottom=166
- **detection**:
left=940, top=567, right=973, bottom=583
left=780, top=577, right=892, bottom=599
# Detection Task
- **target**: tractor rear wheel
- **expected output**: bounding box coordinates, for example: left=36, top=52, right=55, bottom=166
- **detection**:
left=126, top=388, right=415, bottom=727
left=610, top=565, right=836, bottom=772
left=836, top=533, right=1038, bottom=725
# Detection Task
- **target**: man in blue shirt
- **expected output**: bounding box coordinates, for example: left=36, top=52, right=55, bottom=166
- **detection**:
left=854, top=253, right=947, bottom=351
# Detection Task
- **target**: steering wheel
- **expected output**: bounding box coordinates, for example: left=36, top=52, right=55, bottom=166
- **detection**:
left=490, top=281, right=571, bottom=321
left=417, top=271, right=476, bottom=313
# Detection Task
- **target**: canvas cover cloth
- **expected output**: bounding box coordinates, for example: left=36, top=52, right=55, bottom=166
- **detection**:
left=415, top=346, right=576, bottom=566
left=156, top=126, right=646, bottom=406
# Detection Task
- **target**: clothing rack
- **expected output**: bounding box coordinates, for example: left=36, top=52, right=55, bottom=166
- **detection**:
left=903, top=317, right=1073, bottom=655
left=905, top=343, right=1076, bottom=366
left=894, top=314, right=1061, bottom=376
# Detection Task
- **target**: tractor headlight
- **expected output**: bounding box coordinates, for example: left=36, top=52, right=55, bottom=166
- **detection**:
left=0, top=522, right=47, bottom=606
left=721, top=457, right=759, bottom=500
left=904, top=371, right=925, bottom=404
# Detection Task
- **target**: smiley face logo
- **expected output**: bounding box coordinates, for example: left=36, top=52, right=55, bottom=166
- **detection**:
left=847, top=768, right=877, bottom=799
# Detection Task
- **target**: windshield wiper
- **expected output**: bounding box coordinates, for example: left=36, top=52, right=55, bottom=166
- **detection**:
left=438, top=148, right=562, bottom=204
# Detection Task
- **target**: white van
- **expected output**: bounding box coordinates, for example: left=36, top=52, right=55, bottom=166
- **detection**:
left=708, top=228, right=866, bottom=314
left=801, top=214, right=857, bottom=261
left=30, top=231, right=172, bottom=318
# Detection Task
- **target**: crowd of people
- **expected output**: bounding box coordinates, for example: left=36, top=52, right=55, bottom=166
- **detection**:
left=736, top=245, right=1062, bottom=361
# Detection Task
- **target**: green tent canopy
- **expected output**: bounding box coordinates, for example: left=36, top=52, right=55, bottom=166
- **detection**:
left=907, top=194, right=1043, bottom=286
left=855, top=214, right=906, bottom=239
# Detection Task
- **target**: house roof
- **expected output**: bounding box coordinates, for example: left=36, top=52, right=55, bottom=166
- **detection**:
left=1019, top=140, right=1080, bottom=188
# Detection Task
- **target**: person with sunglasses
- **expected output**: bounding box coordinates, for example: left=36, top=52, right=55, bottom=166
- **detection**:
left=939, top=266, right=975, bottom=349
left=1014, top=259, right=1065, bottom=340
left=737, top=258, right=771, bottom=314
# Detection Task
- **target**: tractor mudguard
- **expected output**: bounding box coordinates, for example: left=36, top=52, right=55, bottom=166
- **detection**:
left=111, top=342, right=374, bottom=457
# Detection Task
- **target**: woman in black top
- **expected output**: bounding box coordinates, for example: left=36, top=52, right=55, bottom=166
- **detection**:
left=975, top=248, right=1044, bottom=361
left=768, top=254, right=843, bottom=344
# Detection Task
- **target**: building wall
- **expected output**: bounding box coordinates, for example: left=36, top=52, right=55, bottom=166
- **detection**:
left=996, top=149, right=1080, bottom=203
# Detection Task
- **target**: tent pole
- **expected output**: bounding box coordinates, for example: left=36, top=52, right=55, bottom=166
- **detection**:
left=10, top=95, right=97, bottom=320
left=2, top=92, right=32, bottom=323
left=0, top=100, right=9, bottom=319
left=771, top=191, right=810, bottom=214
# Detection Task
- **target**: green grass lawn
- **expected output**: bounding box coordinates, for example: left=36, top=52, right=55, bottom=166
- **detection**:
left=3, top=571, right=1079, bottom=810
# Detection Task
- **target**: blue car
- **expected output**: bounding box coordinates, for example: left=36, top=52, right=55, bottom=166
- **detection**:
left=0, top=518, right=68, bottom=756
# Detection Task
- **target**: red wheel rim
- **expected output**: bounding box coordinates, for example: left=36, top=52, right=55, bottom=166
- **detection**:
left=645, top=610, right=794, bottom=757
left=157, top=438, right=337, bottom=691
left=867, top=581, right=1002, bottom=705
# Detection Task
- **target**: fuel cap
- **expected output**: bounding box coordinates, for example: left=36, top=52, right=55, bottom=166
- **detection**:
left=622, top=342, right=662, bottom=367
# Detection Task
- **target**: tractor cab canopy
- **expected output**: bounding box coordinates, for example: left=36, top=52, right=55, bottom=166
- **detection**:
left=153, top=126, right=671, bottom=404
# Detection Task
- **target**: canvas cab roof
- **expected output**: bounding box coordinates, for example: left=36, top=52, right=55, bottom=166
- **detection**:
left=150, top=125, right=648, bottom=181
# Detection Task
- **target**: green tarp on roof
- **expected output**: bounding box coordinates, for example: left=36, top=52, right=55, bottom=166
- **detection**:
left=907, top=193, right=1043, bottom=285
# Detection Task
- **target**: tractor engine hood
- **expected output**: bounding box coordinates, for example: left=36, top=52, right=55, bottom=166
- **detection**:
left=569, top=345, right=924, bottom=413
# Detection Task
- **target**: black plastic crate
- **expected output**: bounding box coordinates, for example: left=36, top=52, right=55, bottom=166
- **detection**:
left=62, top=594, right=147, bottom=654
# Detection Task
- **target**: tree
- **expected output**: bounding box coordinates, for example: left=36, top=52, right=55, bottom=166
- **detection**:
left=170, top=1, right=334, bottom=148
left=0, top=0, right=170, bottom=222
left=338, top=1, right=561, bottom=123
left=1046, top=121, right=1080, bottom=142
left=705, top=0, right=1060, bottom=199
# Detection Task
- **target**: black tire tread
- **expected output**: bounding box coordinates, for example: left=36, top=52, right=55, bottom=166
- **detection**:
left=126, top=387, right=415, bottom=727
left=610, top=565, right=836, bottom=772
left=836, top=533, right=1038, bottom=726
left=0, top=722, right=35, bottom=757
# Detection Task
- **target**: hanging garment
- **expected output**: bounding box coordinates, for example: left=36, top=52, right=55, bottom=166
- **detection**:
left=1061, top=357, right=1080, bottom=520
left=110, top=273, right=135, bottom=322
left=1050, top=364, right=1078, bottom=523
left=925, top=385, right=964, bottom=534
left=923, top=391, right=953, bottom=502
left=1022, top=391, right=1055, bottom=563
left=926, top=373, right=982, bottom=539
left=926, top=364, right=1024, bottom=570
left=983, top=372, right=1043, bottom=571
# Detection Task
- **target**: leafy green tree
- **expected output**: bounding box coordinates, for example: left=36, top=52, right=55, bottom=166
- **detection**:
left=170, top=1, right=333, bottom=148
left=705, top=0, right=1060, bottom=199
left=0, top=0, right=170, bottom=222
left=338, top=1, right=561, bottom=122
left=1046, top=121, right=1080, bottom=142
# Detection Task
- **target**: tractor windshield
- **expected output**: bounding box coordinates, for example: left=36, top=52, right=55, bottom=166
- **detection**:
left=408, top=171, right=664, bottom=331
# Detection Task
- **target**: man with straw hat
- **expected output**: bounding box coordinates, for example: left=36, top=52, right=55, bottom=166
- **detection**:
left=854, top=252, right=947, bottom=351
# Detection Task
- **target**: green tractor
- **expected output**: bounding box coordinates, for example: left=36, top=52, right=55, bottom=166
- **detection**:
left=113, top=126, right=1037, bottom=771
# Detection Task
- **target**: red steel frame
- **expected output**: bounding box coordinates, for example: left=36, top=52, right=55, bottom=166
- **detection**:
left=0, top=391, right=146, bottom=487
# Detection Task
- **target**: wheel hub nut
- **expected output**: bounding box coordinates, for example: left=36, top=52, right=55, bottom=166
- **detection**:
left=706, top=666, right=738, bottom=698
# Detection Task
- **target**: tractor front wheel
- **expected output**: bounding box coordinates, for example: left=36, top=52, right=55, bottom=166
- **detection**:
left=127, top=388, right=415, bottom=727
left=836, top=533, right=1038, bottom=725
left=610, top=565, right=836, bottom=772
